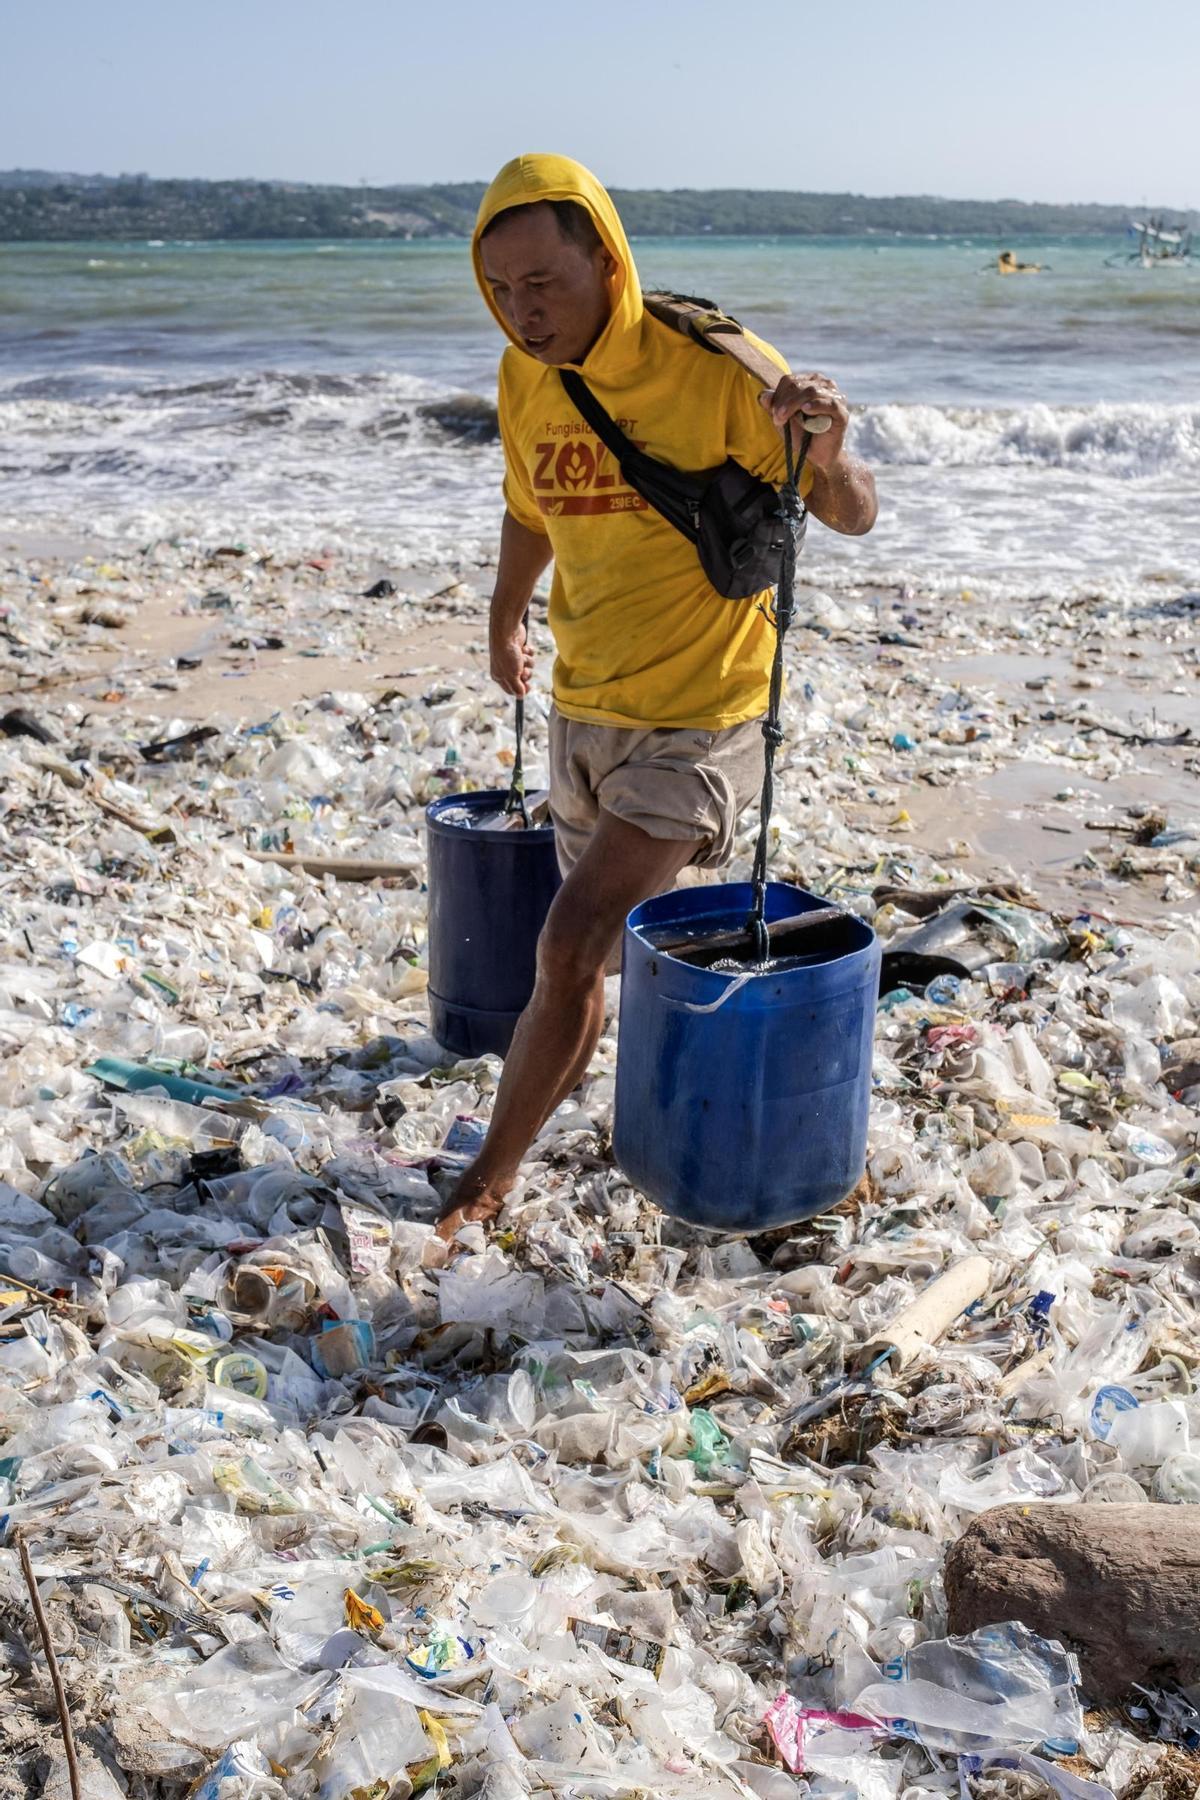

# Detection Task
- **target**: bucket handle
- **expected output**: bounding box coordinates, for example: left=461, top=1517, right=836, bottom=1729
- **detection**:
left=663, top=970, right=755, bottom=1014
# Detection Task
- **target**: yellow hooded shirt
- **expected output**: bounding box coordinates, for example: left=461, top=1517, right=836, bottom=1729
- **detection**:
left=472, top=153, right=812, bottom=732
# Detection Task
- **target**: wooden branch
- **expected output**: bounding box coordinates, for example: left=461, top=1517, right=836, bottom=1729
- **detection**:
left=16, top=1535, right=82, bottom=1800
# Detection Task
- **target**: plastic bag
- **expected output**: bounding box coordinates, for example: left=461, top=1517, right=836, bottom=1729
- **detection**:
left=851, top=1622, right=1082, bottom=1756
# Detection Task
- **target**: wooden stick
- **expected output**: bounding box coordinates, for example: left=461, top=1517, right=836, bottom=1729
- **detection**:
left=0, top=1270, right=87, bottom=1314
left=652, top=906, right=848, bottom=961
left=16, top=1535, right=82, bottom=1800
left=996, top=1343, right=1055, bottom=1400
left=642, top=294, right=834, bottom=430
left=1081, top=722, right=1192, bottom=748
left=249, top=851, right=419, bottom=881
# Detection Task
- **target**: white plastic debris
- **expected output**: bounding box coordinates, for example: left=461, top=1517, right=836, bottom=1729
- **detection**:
left=0, top=537, right=1197, bottom=1796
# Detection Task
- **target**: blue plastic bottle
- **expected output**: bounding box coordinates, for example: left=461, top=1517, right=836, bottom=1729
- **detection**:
left=613, top=881, right=879, bottom=1231
left=425, top=791, right=561, bottom=1059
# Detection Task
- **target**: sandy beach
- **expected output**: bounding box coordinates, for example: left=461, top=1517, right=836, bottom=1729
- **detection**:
left=4, top=531, right=1195, bottom=923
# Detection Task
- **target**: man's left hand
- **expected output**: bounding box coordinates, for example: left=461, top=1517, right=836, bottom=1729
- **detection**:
left=760, top=371, right=850, bottom=472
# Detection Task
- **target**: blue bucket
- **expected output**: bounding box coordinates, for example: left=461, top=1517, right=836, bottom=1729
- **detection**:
left=613, top=881, right=879, bottom=1232
left=425, top=790, right=561, bottom=1059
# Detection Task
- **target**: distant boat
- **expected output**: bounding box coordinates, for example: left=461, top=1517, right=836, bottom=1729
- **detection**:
left=1106, top=215, right=1194, bottom=267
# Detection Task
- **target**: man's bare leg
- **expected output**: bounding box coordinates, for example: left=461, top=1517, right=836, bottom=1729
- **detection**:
left=436, top=811, right=701, bottom=1240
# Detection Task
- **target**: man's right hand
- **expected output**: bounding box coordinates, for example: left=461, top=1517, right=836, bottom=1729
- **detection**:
left=490, top=621, right=535, bottom=696
left=488, top=512, right=553, bottom=697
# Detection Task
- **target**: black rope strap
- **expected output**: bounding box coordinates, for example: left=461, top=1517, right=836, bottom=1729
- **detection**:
left=745, top=426, right=810, bottom=962
left=503, top=608, right=531, bottom=826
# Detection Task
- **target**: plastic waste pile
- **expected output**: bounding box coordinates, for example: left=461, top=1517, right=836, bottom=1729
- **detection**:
left=0, top=540, right=1198, bottom=1799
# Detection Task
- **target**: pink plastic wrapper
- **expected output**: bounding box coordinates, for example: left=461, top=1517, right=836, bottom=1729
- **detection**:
left=763, top=1695, right=882, bottom=1773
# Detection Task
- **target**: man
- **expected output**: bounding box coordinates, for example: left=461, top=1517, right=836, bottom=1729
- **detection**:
left=436, top=153, right=876, bottom=1240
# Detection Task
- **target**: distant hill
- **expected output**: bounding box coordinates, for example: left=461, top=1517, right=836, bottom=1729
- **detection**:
left=0, top=172, right=1190, bottom=241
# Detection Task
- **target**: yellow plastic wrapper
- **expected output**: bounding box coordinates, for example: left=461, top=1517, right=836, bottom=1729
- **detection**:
left=344, top=1588, right=385, bottom=1635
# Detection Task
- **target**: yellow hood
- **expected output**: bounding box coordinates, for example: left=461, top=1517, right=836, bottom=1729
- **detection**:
left=471, top=152, right=644, bottom=378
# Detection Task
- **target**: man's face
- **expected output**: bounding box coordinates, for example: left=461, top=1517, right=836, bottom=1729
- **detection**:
left=480, top=203, right=615, bottom=366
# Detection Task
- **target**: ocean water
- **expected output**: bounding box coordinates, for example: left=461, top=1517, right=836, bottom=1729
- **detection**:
left=1, top=235, right=1198, bottom=601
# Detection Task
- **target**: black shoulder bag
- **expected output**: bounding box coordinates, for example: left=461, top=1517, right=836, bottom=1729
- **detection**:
left=558, top=367, right=807, bottom=601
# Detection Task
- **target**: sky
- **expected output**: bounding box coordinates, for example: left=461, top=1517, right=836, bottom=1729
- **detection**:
left=3, top=0, right=1197, bottom=209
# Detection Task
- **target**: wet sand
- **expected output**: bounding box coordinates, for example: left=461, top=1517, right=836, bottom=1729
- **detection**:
left=821, top=585, right=1198, bottom=921
left=3, top=530, right=1196, bottom=923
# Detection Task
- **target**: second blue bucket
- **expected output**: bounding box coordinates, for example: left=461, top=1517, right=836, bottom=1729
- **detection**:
left=613, top=881, right=880, bottom=1232
left=425, top=790, right=561, bottom=1059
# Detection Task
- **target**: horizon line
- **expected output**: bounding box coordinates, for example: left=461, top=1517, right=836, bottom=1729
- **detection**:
left=2, top=168, right=1195, bottom=214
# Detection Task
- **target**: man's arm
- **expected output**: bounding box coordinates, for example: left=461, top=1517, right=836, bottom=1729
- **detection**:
left=805, top=450, right=878, bottom=537
left=760, top=373, right=878, bottom=536
left=490, top=509, right=554, bottom=695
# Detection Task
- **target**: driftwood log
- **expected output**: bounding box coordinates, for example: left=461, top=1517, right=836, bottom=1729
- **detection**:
left=944, top=1503, right=1200, bottom=1703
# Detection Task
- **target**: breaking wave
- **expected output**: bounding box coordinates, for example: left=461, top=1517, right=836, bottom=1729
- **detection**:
left=6, top=377, right=1195, bottom=476
left=854, top=401, right=1200, bottom=476
left=1, top=375, right=1198, bottom=594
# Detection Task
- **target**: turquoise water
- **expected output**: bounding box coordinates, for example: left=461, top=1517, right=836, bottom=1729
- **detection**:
left=5, top=234, right=1197, bottom=402
left=1, top=235, right=1198, bottom=594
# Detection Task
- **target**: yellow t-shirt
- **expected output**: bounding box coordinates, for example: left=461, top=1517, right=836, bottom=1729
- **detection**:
left=473, top=154, right=812, bottom=731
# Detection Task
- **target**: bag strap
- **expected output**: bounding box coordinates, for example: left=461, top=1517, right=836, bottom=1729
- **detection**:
left=558, top=369, right=703, bottom=545
left=557, top=369, right=641, bottom=476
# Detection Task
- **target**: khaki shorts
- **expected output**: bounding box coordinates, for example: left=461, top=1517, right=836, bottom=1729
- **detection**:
left=548, top=707, right=765, bottom=875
